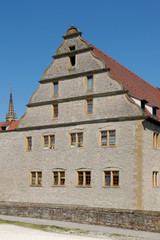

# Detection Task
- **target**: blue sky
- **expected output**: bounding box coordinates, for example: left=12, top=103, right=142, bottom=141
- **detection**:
left=0, top=0, right=160, bottom=122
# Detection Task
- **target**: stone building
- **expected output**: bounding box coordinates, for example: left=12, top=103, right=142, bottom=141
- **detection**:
left=0, top=26, right=160, bottom=211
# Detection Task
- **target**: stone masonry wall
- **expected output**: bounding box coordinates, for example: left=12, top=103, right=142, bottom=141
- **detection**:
left=0, top=202, right=160, bottom=233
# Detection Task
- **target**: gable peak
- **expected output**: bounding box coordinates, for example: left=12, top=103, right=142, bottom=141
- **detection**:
left=63, top=25, right=82, bottom=39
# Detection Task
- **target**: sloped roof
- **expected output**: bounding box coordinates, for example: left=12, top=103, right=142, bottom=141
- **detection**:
left=84, top=39, right=160, bottom=122
left=0, top=120, right=18, bottom=131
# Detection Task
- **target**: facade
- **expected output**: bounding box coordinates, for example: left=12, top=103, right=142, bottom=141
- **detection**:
left=0, top=26, right=160, bottom=211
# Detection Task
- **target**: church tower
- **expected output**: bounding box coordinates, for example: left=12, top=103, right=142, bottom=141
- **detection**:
left=6, top=87, right=17, bottom=121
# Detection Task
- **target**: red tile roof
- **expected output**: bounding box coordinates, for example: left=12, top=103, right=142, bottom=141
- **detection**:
left=84, top=39, right=160, bottom=122
left=0, top=120, right=18, bottom=131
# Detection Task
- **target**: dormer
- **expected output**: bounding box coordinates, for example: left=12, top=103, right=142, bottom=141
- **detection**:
left=141, top=100, right=148, bottom=111
left=152, top=106, right=158, bottom=116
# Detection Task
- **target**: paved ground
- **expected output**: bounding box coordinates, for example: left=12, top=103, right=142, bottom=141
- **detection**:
left=0, top=224, right=113, bottom=240
left=0, top=215, right=160, bottom=240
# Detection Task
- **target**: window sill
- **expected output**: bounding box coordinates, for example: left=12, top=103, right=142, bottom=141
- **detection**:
left=43, top=148, right=55, bottom=150
left=30, top=185, right=42, bottom=187
left=75, top=185, right=92, bottom=188
left=70, top=146, right=83, bottom=149
left=51, top=185, right=66, bottom=187
left=86, top=90, right=94, bottom=93
left=103, top=186, right=119, bottom=188
left=101, top=145, right=116, bottom=148
left=68, top=66, right=76, bottom=71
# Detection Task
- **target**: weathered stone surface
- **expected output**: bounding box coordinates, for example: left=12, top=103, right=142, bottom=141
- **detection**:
left=0, top=202, right=160, bottom=233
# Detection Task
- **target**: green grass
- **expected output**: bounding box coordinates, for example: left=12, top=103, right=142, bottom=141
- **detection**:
left=0, top=219, right=146, bottom=240
left=0, top=219, right=89, bottom=235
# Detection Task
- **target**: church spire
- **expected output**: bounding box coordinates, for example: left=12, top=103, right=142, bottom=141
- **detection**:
left=6, top=87, right=17, bottom=121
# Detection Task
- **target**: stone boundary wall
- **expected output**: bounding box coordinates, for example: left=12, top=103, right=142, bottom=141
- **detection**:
left=0, top=202, right=160, bottom=232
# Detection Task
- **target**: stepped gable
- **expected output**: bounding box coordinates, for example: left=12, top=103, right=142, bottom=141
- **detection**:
left=83, top=38, right=160, bottom=122
left=0, top=120, right=18, bottom=131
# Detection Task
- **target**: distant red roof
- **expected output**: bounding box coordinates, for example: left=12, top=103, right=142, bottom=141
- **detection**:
left=0, top=120, right=18, bottom=131
left=84, top=39, right=160, bottom=122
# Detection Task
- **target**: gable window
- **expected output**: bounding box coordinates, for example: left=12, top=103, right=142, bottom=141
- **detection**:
left=101, top=130, right=116, bottom=146
left=71, top=133, right=76, bottom=146
left=53, top=104, right=58, bottom=118
left=69, top=46, right=75, bottom=51
left=31, top=171, right=42, bottom=186
left=153, top=132, right=159, bottom=149
left=109, top=130, right=116, bottom=145
left=87, top=99, right=93, bottom=114
left=77, top=133, right=83, bottom=147
left=152, top=171, right=158, bottom=187
left=87, top=76, right=93, bottom=91
left=53, top=82, right=58, bottom=96
left=44, top=136, right=49, bottom=149
left=26, top=137, right=32, bottom=151
left=53, top=171, right=65, bottom=186
left=104, top=170, right=119, bottom=187
left=70, top=132, right=83, bottom=148
left=70, top=56, right=75, bottom=67
left=77, top=171, right=91, bottom=186
left=43, top=135, right=55, bottom=149
left=101, top=131, right=107, bottom=146
left=50, top=135, right=55, bottom=149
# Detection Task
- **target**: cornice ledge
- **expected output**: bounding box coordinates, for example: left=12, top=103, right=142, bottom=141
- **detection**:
left=15, top=115, right=146, bottom=132
left=27, top=90, right=128, bottom=107
left=63, top=31, right=82, bottom=39
left=39, top=68, right=108, bottom=83
left=52, top=46, right=93, bottom=59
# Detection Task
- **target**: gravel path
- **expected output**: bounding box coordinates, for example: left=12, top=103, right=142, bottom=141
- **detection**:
left=0, top=215, right=160, bottom=240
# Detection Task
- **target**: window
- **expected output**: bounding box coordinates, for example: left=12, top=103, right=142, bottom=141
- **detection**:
left=152, top=171, right=158, bottom=187
left=87, top=76, right=93, bottom=91
left=77, top=133, right=83, bottom=147
left=26, top=137, right=32, bottom=151
left=53, top=104, right=58, bottom=118
left=78, top=171, right=91, bottom=186
left=71, top=133, right=76, bottom=146
left=70, top=56, right=75, bottom=67
left=153, top=107, right=157, bottom=116
left=53, top=171, right=65, bottom=186
left=101, top=130, right=116, bottom=146
left=101, top=131, right=107, bottom=146
left=31, top=171, right=42, bottom=186
left=141, top=100, right=147, bottom=111
left=70, top=132, right=83, bottom=147
left=104, top=171, right=119, bottom=187
left=43, top=135, right=55, bottom=149
left=153, top=132, right=159, bottom=148
left=109, top=130, right=116, bottom=145
left=44, top=136, right=49, bottom=148
left=87, top=99, right=93, bottom=114
left=53, top=82, right=58, bottom=96
left=69, top=46, right=75, bottom=51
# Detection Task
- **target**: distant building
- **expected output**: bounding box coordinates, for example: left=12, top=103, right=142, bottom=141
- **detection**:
left=0, top=26, right=160, bottom=211
left=0, top=88, right=18, bottom=131
left=6, top=88, right=17, bottom=122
